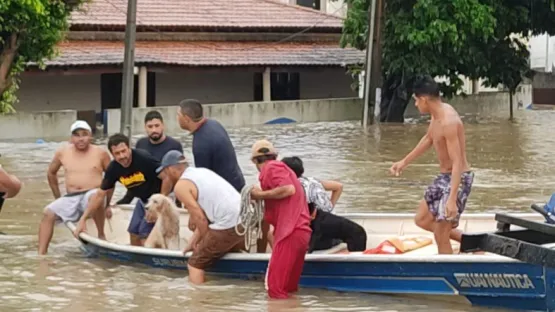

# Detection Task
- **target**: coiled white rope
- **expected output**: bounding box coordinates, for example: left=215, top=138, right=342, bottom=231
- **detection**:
left=235, top=185, right=265, bottom=251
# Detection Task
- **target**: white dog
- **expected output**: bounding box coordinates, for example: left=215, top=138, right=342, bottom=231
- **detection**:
left=144, top=194, right=180, bottom=250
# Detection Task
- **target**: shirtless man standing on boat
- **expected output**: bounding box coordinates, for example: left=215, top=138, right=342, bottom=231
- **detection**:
left=39, top=121, right=112, bottom=255
left=390, top=75, right=474, bottom=254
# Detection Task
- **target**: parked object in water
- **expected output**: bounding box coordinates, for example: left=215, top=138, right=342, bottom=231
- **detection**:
left=67, top=205, right=555, bottom=312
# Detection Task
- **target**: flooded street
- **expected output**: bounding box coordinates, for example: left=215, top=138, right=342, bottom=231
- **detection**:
left=1, top=110, right=554, bottom=311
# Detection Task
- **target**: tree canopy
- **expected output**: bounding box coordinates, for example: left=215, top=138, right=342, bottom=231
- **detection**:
left=340, top=0, right=555, bottom=122
left=0, top=0, right=82, bottom=114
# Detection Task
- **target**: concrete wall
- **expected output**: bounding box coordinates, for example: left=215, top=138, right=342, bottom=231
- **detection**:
left=16, top=67, right=356, bottom=112
left=155, top=69, right=254, bottom=106
left=105, top=98, right=363, bottom=135
left=532, top=72, right=555, bottom=105
left=404, top=87, right=533, bottom=119
left=154, top=67, right=356, bottom=106
left=532, top=72, right=555, bottom=88
left=17, top=73, right=101, bottom=112
left=299, top=68, right=355, bottom=99
left=0, top=110, right=77, bottom=140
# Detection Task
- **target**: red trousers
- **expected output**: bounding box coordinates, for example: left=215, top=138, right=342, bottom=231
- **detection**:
left=266, top=229, right=311, bottom=299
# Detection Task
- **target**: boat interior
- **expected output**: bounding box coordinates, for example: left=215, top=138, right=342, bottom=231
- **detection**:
left=78, top=205, right=546, bottom=257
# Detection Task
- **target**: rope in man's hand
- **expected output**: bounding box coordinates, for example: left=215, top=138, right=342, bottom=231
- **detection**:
left=236, top=185, right=265, bottom=251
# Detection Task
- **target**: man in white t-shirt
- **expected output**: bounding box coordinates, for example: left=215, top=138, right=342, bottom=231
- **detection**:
left=156, top=150, right=245, bottom=284
left=282, top=156, right=367, bottom=253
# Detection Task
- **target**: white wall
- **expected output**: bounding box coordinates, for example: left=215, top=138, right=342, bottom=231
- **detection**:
left=530, top=33, right=555, bottom=72
left=299, top=67, right=356, bottom=99
left=277, top=0, right=347, bottom=17
left=326, top=0, right=347, bottom=17
left=0, top=110, right=78, bottom=139
left=16, top=67, right=356, bottom=112
left=17, top=73, right=101, bottom=112
left=155, top=68, right=356, bottom=106
left=155, top=69, right=255, bottom=106
left=105, top=98, right=363, bottom=135
left=404, top=88, right=532, bottom=119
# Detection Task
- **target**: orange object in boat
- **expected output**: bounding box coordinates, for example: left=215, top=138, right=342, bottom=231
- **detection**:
left=363, top=236, right=433, bottom=255
left=363, top=240, right=403, bottom=254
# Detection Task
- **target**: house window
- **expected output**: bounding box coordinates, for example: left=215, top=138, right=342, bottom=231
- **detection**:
left=100, top=72, right=156, bottom=111
left=253, top=72, right=300, bottom=101
left=296, top=0, right=321, bottom=10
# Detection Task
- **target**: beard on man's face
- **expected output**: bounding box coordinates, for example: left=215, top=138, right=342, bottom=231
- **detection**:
left=149, top=132, right=162, bottom=142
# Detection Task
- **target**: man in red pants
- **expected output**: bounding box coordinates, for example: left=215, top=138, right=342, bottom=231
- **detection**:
left=250, top=139, right=312, bottom=299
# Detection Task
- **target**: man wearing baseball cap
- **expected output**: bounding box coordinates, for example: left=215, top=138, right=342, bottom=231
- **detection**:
left=39, top=120, right=112, bottom=254
left=157, top=150, right=244, bottom=284
left=249, top=139, right=312, bottom=299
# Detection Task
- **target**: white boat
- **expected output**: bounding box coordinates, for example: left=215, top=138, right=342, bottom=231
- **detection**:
left=66, top=205, right=553, bottom=311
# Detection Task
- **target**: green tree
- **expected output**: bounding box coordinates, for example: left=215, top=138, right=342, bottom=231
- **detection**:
left=0, top=0, right=82, bottom=114
left=340, top=0, right=555, bottom=122
left=474, top=0, right=555, bottom=120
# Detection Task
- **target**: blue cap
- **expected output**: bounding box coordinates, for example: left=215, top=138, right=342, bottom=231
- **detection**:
left=156, top=150, right=187, bottom=174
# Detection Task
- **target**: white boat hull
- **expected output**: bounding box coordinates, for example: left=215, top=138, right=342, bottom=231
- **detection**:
left=66, top=206, right=552, bottom=311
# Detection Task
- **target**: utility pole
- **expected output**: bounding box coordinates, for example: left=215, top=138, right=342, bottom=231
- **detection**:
left=546, top=33, right=551, bottom=73
left=362, top=0, right=377, bottom=128
left=120, top=0, right=138, bottom=138
left=369, top=0, right=384, bottom=122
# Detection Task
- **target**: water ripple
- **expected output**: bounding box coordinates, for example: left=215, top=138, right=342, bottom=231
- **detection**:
left=1, top=113, right=552, bottom=311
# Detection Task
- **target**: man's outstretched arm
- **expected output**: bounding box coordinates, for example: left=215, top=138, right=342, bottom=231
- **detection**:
left=402, top=132, right=433, bottom=165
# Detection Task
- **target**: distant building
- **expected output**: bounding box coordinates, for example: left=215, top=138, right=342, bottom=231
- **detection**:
left=277, top=0, right=348, bottom=17
left=530, top=33, right=555, bottom=73
left=529, top=33, right=555, bottom=106
left=18, top=0, right=364, bottom=122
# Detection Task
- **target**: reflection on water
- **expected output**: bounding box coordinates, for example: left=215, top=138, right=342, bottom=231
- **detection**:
left=1, top=110, right=554, bottom=311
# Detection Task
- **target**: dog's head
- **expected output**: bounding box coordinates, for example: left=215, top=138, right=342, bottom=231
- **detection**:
left=144, top=194, right=173, bottom=222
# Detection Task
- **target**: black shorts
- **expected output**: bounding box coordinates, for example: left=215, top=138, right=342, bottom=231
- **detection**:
left=309, top=210, right=367, bottom=253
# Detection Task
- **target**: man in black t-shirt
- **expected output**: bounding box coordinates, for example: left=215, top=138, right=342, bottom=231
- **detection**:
left=73, top=134, right=172, bottom=246
left=117, top=110, right=183, bottom=205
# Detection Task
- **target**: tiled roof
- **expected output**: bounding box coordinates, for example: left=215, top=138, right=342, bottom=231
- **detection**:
left=43, top=40, right=364, bottom=67
left=70, top=0, right=344, bottom=30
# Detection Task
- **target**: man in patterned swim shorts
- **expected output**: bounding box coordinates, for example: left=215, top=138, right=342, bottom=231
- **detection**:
left=390, top=75, right=474, bottom=254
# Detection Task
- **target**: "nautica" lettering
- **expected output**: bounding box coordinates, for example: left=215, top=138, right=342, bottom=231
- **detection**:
left=454, top=273, right=535, bottom=289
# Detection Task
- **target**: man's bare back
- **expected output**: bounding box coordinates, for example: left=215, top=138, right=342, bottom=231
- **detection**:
left=427, top=103, right=470, bottom=174
left=48, top=144, right=110, bottom=196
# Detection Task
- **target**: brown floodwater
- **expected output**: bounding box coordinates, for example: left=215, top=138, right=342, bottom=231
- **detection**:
left=0, top=110, right=554, bottom=311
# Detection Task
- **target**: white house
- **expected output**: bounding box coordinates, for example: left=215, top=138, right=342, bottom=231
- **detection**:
left=530, top=33, right=555, bottom=73
left=279, top=0, right=348, bottom=17
left=17, top=0, right=364, bottom=120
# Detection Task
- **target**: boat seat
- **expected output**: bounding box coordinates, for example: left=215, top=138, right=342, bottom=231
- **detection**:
left=404, top=242, right=460, bottom=256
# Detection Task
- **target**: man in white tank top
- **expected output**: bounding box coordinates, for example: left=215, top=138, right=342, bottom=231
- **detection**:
left=156, top=150, right=245, bottom=284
